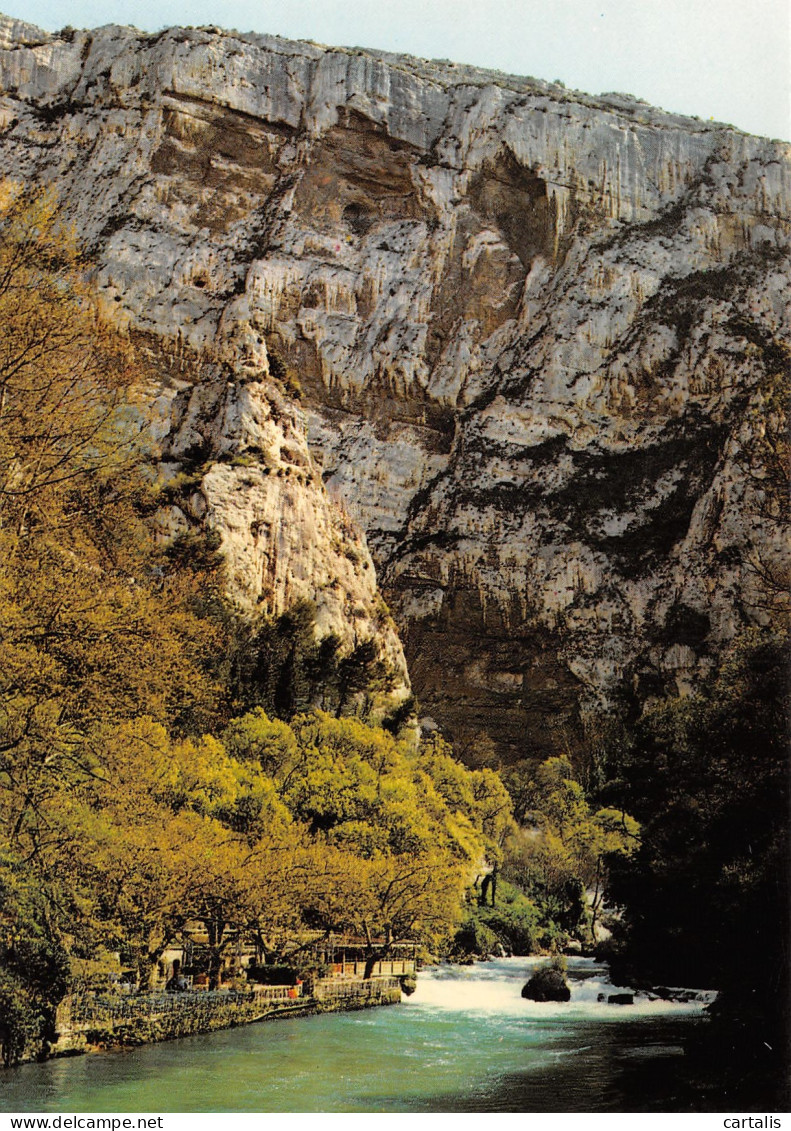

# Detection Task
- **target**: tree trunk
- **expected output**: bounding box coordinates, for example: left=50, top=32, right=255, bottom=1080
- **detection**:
left=208, top=950, right=223, bottom=991
left=206, top=916, right=226, bottom=990
left=140, top=953, right=159, bottom=991
left=363, top=940, right=393, bottom=980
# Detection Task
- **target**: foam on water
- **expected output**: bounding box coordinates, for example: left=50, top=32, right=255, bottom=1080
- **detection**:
left=0, top=953, right=719, bottom=1112
left=406, top=956, right=716, bottom=1020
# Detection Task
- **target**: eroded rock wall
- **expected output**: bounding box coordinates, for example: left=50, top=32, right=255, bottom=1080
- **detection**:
left=1, top=14, right=787, bottom=755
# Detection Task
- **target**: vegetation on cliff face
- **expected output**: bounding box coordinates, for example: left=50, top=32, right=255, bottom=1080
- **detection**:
left=0, top=189, right=787, bottom=1108
left=0, top=192, right=510, bottom=1064
left=220, top=599, right=402, bottom=724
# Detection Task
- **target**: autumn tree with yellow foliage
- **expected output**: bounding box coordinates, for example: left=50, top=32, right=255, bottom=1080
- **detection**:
left=0, top=186, right=642, bottom=1070
left=0, top=189, right=516, bottom=1063
left=0, top=188, right=231, bottom=1046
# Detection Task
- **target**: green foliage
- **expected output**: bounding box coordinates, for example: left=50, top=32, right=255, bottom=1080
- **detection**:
left=418, top=735, right=516, bottom=862
left=451, top=916, right=499, bottom=959
left=0, top=937, right=69, bottom=1015
left=223, top=601, right=398, bottom=723
left=380, top=694, right=418, bottom=737
left=503, top=756, right=639, bottom=945
left=599, top=629, right=790, bottom=1104
left=453, top=879, right=542, bottom=957
left=0, top=853, right=70, bottom=1064
left=605, top=631, right=789, bottom=1001
left=0, top=190, right=516, bottom=1053
left=0, top=971, right=39, bottom=1067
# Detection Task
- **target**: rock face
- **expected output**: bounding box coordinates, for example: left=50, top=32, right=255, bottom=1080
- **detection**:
left=522, top=965, right=571, bottom=1002
left=0, top=15, right=787, bottom=755
left=147, top=367, right=408, bottom=684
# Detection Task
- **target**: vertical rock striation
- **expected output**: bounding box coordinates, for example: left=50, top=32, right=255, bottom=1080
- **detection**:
left=1, top=13, right=787, bottom=754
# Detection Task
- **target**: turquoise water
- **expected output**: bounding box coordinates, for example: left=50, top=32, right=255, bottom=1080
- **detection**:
left=0, top=958, right=714, bottom=1113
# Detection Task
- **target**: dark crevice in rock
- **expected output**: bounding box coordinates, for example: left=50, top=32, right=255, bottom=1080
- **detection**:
left=468, top=148, right=554, bottom=270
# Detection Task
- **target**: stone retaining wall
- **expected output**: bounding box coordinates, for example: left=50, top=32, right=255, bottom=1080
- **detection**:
left=54, top=977, right=403, bottom=1055
left=312, top=977, right=402, bottom=1011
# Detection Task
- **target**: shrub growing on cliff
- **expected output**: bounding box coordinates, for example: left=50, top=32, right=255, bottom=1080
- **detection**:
left=224, top=601, right=399, bottom=723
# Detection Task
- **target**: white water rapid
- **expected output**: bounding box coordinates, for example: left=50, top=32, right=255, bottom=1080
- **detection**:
left=405, top=956, right=716, bottom=1020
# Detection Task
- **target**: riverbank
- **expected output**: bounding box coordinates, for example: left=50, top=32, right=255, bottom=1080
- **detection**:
left=47, top=977, right=403, bottom=1062
left=1, top=958, right=731, bottom=1113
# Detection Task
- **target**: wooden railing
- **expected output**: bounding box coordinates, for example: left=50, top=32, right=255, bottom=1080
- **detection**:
left=312, top=977, right=401, bottom=1002
left=329, top=960, right=414, bottom=976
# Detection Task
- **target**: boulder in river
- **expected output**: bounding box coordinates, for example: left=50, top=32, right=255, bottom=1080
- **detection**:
left=608, top=993, right=635, bottom=1005
left=652, top=986, right=705, bottom=1003
left=521, top=963, right=571, bottom=1003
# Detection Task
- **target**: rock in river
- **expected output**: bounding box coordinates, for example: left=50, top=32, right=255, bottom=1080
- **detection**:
left=521, top=966, right=571, bottom=1003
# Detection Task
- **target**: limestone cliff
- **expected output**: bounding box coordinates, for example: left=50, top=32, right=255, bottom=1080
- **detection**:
left=1, top=14, right=787, bottom=755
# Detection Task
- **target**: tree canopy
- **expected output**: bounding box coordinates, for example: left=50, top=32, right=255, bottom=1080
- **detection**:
left=0, top=190, right=513, bottom=1062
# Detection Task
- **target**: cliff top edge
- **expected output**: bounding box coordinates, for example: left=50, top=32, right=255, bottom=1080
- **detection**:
left=0, top=9, right=779, bottom=142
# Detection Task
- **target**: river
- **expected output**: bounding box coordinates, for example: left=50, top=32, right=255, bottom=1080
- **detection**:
left=0, top=958, right=717, bottom=1113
